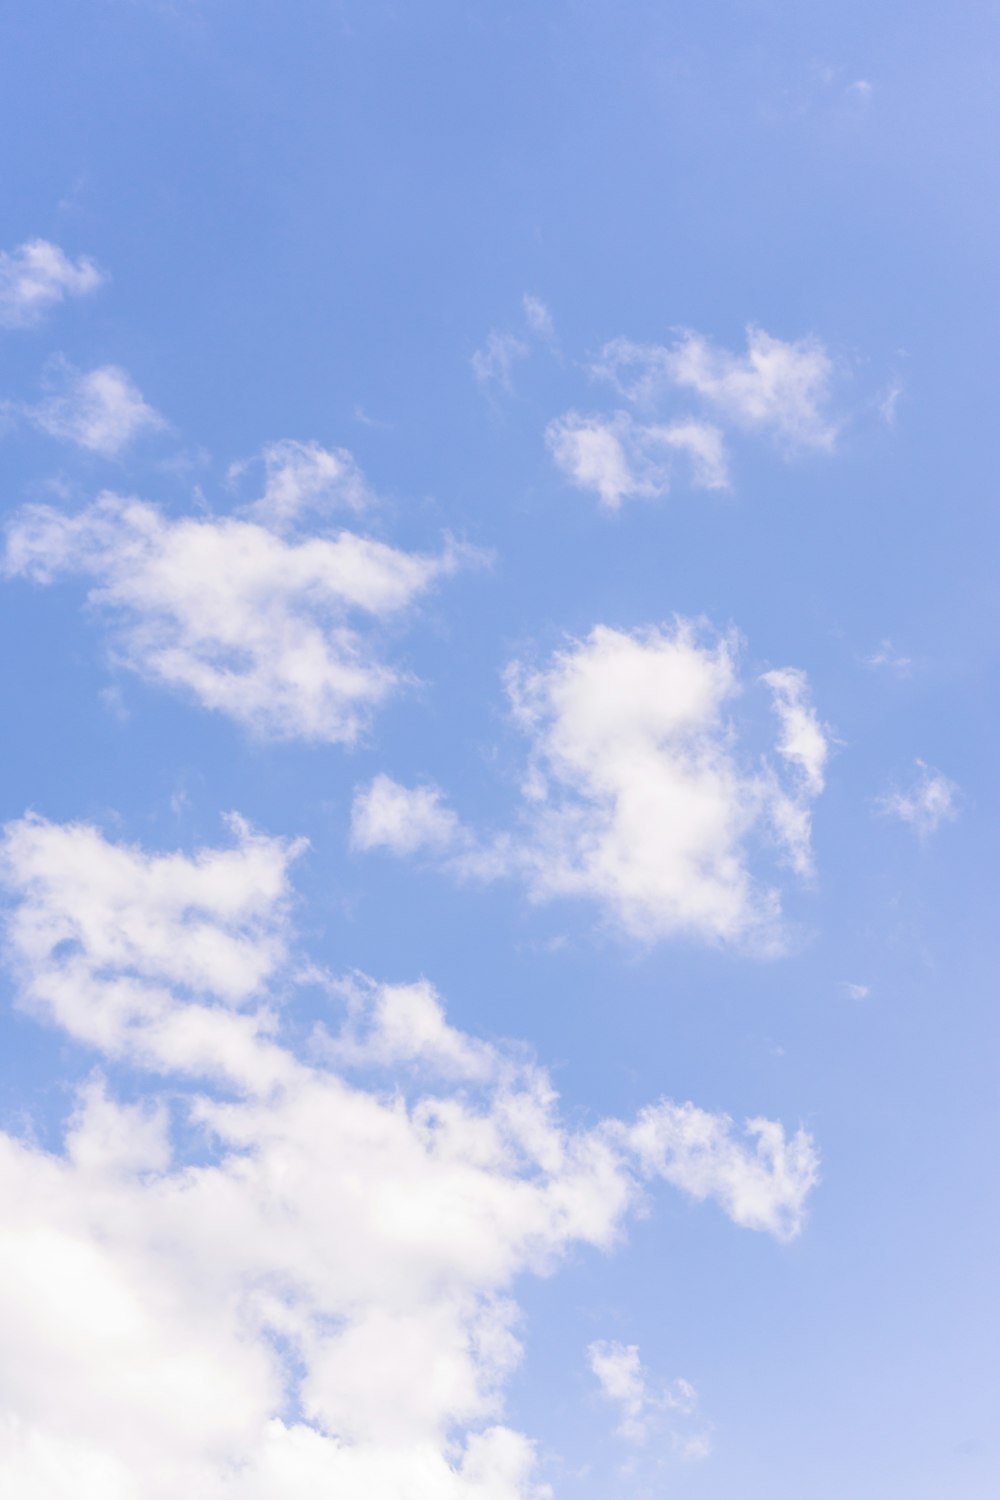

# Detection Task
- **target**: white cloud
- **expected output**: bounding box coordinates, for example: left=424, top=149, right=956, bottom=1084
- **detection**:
left=545, top=413, right=651, bottom=510
left=863, top=639, right=912, bottom=676
left=594, top=326, right=837, bottom=451
left=842, top=982, right=870, bottom=1000
left=623, top=1100, right=819, bottom=1241
left=354, top=621, right=829, bottom=950
left=4, top=493, right=468, bottom=743
left=26, top=362, right=165, bottom=456
left=0, top=239, right=105, bottom=329
left=761, top=667, right=830, bottom=878
left=472, top=296, right=556, bottom=396
left=233, top=439, right=371, bottom=528
left=877, top=379, right=903, bottom=425
left=548, top=323, right=837, bottom=508
left=545, top=412, right=727, bottom=510
left=877, top=761, right=959, bottom=837
left=587, top=1341, right=706, bottom=1454
left=471, top=331, right=528, bottom=393
left=351, top=773, right=464, bottom=857
left=0, top=814, right=819, bottom=1499
left=522, top=295, right=554, bottom=340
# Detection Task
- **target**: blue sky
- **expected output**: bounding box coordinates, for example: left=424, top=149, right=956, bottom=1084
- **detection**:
left=0, top=3, right=997, bottom=1497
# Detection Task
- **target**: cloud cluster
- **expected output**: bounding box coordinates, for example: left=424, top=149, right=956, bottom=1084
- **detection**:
left=0, top=814, right=818, bottom=1499
left=353, top=620, right=830, bottom=949
left=4, top=472, right=468, bottom=743
left=548, top=324, right=838, bottom=507
left=0, top=239, right=105, bottom=329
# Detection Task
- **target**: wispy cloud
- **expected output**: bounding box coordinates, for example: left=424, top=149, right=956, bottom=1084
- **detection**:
left=471, top=330, right=528, bottom=393
left=229, top=438, right=371, bottom=528
left=593, top=325, right=839, bottom=451
left=587, top=1340, right=709, bottom=1456
left=0, top=239, right=105, bottom=329
left=24, top=361, right=165, bottom=456
left=546, top=411, right=728, bottom=509
left=471, top=293, right=557, bottom=395
left=863, top=639, right=913, bottom=676
left=877, top=761, right=959, bottom=837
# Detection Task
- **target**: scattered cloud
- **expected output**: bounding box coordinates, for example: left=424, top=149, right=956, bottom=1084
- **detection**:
left=545, top=412, right=727, bottom=510
left=587, top=1341, right=708, bottom=1456
left=351, top=774, right=464, bottom=858
left=877, top=379, right=903, bottom=425
left=842, top=981, right=870, bottom=1000
left=863, top=639, right=912, bottom=676
left=472, top=295, right=557, bottom=395
left=0, top=813, right=819, bottom=1498
left=0, top=239, right=105, bottom=329
left=4, top=485, right=471, bottom=743
left=353, top=620, right=830, bottom=951
left=877, top=761, right=959, bottom=837
left=522, top=295, right=555, bottom=341
left=230, top=439, right=371, bottom=528
left=594, top=326, right=838, bottom=451
left=23, top=361, right=165, bottom=456
left=548, top=323, right=838, bottom=509
left=622, top=1099, right=819, bottom=1240
left=471, top=331, right=528, bottom=394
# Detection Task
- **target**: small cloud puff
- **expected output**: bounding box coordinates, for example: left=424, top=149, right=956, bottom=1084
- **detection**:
left=23, top=361, right=165, bottom=456
left=877, top=761, right=959, bottom=837
left=0, top=238, right=105, bottom=329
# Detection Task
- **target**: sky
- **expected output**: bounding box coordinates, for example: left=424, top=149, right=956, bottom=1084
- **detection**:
left=0, top=2, right=997, bottom=1496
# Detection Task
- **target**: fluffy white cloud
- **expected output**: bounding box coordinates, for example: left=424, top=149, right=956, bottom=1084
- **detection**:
left=25, top=362, right=165, bottom=455
left=351, top=773, right=465, bottom=857
left=545, top=412, right=727, bottom=510
left=0, top=814, right=819, bottom=1499
left=0, top=239, right=105, bottom=329
left=594, top=325, right=837, bottom=451
left=4, top=491, right=467, bottom=743
left=356, top=621, right=829, bottom=949
left=877, top=761, right=959, bottom=837
left=233, top=439, right=371, bottom=528
left=587, top=1341, right=706, bottom=1455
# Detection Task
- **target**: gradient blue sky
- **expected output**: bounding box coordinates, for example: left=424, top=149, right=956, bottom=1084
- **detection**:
left=0, top=4, right=997, bottom=1498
